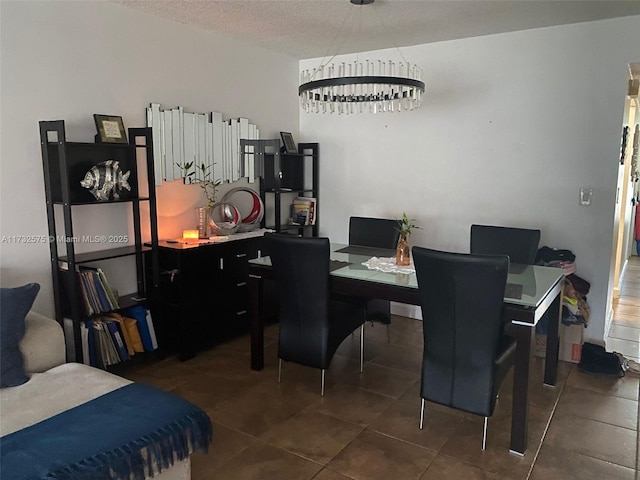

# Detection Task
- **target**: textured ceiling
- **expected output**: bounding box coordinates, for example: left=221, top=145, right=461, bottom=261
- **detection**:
left=114, top=0, right=640, bottom=60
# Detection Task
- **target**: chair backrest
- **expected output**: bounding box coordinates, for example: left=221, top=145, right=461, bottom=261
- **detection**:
left=412, top=246, right=509, bottom=417
left=470, top=224, right=541, bottom=265
left=264, top=234, right=331, bottom=368
left=349, top=216, right=400, bottom=249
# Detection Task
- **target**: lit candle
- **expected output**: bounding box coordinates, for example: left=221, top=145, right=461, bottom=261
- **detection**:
left=182, top=229, right=199, bottom=241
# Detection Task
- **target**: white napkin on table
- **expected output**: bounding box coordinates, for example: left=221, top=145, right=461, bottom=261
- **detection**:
left=362, top=256, right=416, bottom=274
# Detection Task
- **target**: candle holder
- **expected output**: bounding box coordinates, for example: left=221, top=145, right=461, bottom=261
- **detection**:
left=182, top=229, right=199, bottom=243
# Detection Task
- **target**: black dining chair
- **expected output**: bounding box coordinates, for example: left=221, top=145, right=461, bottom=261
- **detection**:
left=412, top=246, right=516, bottom=450
left=470, top=224, right=541, bottom=265
left=265, top=234, right=366, bottom=396
left=349, top=216, right=400, bottom=250
left=349, top=216, right=401, bottom=341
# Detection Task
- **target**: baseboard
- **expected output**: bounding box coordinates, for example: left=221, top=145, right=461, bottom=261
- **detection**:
left=390, top=302, right=422, bottom=320
left=604, top=307, right=614, bottom=339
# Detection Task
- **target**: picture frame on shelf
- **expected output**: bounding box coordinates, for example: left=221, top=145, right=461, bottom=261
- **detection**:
left=94, top=114, right=128, bottom=144
left=280, top=131, right=297, bottom=154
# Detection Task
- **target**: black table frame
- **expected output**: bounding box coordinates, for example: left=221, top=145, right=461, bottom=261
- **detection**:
left=248, top=262, right=563, bottom=456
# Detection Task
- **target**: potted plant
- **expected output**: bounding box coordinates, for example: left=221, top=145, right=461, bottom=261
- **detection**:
left=396, top=213, right=420, bottom=266
left=178, top=161, right=222, bottom=237
left=178, top=161, right=222, bottom=207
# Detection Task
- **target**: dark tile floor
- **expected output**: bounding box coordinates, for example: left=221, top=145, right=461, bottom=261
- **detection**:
left=123, top=259, right=640, bottom=479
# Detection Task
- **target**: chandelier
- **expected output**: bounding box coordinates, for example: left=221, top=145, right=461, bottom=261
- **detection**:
left=299, top=0, right=425, bottom=114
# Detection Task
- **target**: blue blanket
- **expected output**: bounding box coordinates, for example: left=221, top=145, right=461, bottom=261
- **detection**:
left=1, top=383, right=213, bottom=479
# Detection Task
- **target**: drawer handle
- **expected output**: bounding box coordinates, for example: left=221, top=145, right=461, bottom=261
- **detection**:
left=236, top=253, right=247, bottom=258
left=237, top=282, right=247, bottom=287
left=236, top=310, right=247, bottom=316
left=160, top=269, right=179, bottom=283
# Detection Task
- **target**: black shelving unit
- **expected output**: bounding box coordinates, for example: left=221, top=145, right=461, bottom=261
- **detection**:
left=39, top=120, right=159, bottom=364
left=240, top=139, right=319, bottom=237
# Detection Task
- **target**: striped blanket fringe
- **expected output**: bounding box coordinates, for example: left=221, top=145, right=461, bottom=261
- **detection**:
left=45, top=408, right=212, bottom=480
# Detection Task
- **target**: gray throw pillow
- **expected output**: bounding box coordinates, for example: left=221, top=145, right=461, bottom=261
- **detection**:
left=1, top=283, right=40, bottom=388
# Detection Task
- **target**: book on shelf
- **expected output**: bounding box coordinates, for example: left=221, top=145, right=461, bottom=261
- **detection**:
left=81, top=321, right=91, bottom=366
left=96, top=268, right=120, bottom=309
left=124, top=306, right=157, bottom=352
left=86, top=320, right=114, bottom=367
left=79, top=270, right=101, bottom=315
left=76, top=267, right=120, bottom=315
left=91, top=272, right=113, bottom=312
left=145, top=309, right=159, bottom=350
left=78, top=273, right=94, bottom=316
left=82, top=309, right=156, bottom=367
left=308, top=197, right=317, bottom=225
left=96, top=320, right=120, bottom=366
left=106, top=312, right=136, bottom=356
left=122, top=315, right=145, bottom=353
left=291, top=197, right=317, bottom=226
left=104, top=318, right=131, bottom=362
left=291, top=203, right=309, bottom=225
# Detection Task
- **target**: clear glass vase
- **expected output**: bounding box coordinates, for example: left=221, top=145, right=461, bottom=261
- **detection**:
left=396, top=233, right=410, bottom=266
left=196, top=206, right=209, bottom=238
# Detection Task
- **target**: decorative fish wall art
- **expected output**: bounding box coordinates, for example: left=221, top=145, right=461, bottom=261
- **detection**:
left=80, top=160, right=131, bottom=201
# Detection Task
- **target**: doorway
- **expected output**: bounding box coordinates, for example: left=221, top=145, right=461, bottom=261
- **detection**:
left=606, top=62, right=639, bottom=353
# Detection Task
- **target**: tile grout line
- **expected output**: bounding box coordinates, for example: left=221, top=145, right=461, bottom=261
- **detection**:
left=524, top=365, right=570, bottom=480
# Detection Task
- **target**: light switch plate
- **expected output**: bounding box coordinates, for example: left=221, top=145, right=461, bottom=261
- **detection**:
left=580, top=188, right=592, bottom=206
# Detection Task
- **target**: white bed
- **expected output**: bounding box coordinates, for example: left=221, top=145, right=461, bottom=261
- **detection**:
left=0, top=312, right=199, bottom=480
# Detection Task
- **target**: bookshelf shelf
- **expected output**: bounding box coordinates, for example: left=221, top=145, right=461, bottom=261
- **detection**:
left=82, top=294, right=146, bottom=319
left=240, top=140, right=319, bottom=237
left=59, top=246, right=153, bottom=265
left=40, top=120, right=160, bottom=366
left=52, top=197, right=152, bottom=206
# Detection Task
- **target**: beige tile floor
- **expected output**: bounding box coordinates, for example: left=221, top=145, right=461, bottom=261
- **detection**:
left=123, top=261, right=640, bottom=479
left=607, top=255, right=640, bottom=362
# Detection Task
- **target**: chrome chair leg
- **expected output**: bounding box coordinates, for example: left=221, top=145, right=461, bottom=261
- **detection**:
left=360, top=324, right=364, bottom=373
left=482, top=417, right=488, bottom=450
left=278, top=359, right=282, bottom=384
left=321, top=369, right=325, bottom=396
left=419, top=398, right=425, bottom=429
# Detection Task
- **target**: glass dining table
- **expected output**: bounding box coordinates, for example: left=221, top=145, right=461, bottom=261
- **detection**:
left=248, top=243, right=565, bottom=456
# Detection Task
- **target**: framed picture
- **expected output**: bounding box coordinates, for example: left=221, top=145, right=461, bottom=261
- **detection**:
left=280, top=132, right=297, bottom=154
left=94, top=114, right=128, bottom=144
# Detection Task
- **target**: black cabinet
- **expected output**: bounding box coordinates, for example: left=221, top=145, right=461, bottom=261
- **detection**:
left=39, top=120, right=159, bottom=364
left=240, top=140, right=319, bottom=237
left=154, top=236, right=263, bottom=360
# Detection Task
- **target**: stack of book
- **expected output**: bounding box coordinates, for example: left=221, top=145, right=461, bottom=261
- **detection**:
left=81, top=306, right=158, bottom=368
left=291, top=197, right=317, bottom=226
left=77, top=267, right=120, bottom=315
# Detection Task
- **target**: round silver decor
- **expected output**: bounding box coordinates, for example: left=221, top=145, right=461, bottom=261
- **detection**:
left=208, top=202, right=241, bottom=236
left=220, top=187, right=264, bottom=232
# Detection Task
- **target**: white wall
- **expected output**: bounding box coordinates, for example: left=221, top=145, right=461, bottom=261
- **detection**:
left=0, top=1, right=299, bottom=315
left=3, top=1, right=638, bottom=345
left=300, top=16, right=640, bottom=342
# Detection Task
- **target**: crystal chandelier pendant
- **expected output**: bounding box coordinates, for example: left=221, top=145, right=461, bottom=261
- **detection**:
left=299, top=60, right=425, bottom=114
left=298, top=0, right=426, bottom=114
